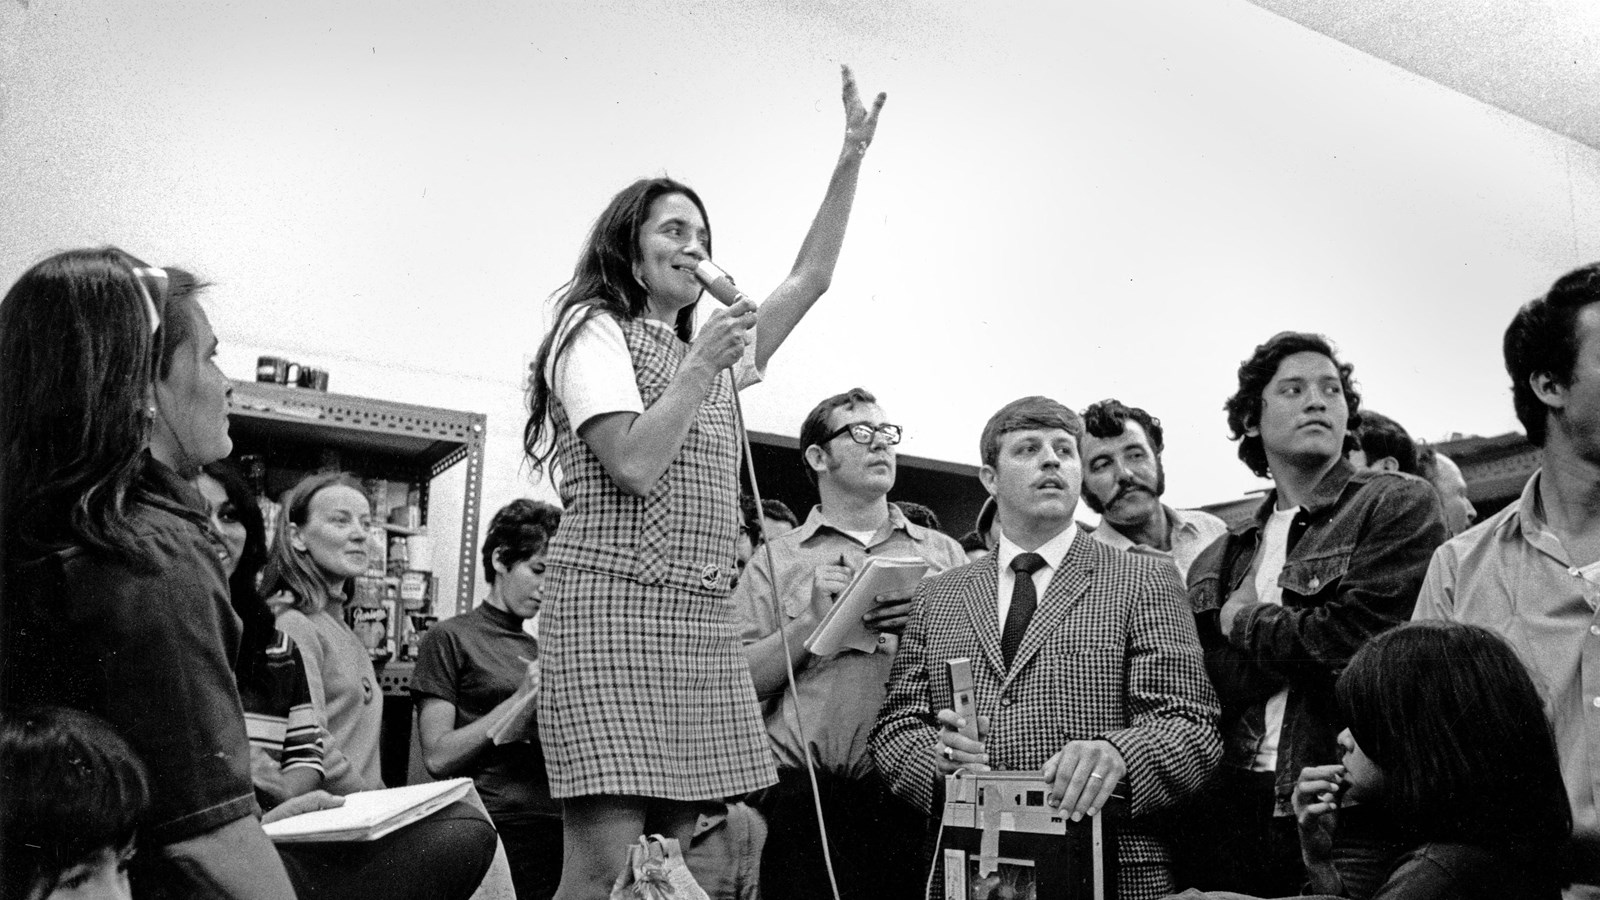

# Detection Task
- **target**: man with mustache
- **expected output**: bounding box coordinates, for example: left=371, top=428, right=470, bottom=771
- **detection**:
left=871, top=396, right=1219, bottom=900
left=733, top=386, right=964, bottom=900
left=1176, top=332, right=1448, bottom=894
left=1080, top=399, right=1228, bottom=585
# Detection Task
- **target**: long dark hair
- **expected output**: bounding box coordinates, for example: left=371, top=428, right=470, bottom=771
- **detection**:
left=201, top=461, right=274, bottom=678
left=0, top=706, right=149, bottom=900
left=0, top=247, right=206, bottom=563
left=1337, top=622, right=1570, bottom=870
left=523, top=177, right=710, bottom=476
left=259, top=471, right=366, bottom=615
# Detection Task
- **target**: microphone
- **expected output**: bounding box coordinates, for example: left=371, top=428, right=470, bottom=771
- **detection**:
left=692, top=260, right=754, bottom=307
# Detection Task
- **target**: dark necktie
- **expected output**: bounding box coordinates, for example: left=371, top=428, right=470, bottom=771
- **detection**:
left=1001, top=552, right=1046, bottom=668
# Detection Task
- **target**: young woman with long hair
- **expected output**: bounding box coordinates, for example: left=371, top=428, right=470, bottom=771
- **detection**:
left=522, top=66, right=886, bottom=898
left=0, top=247, right=300, bottom=898
left=1294, top=621, right=1572, bottom=899
left=202, top=463, right=497, bottom=900
left=258, top=471, right=386, bottom=794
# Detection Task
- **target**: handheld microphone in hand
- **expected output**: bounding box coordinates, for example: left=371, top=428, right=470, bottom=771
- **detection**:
left=693, top=260, right=754, bottom=307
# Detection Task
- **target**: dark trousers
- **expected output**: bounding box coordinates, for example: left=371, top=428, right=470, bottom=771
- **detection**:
left=277, top=799, right=498, bottom=900
left=495, top=814, right=564, bottom=900
left=1170, top=767, right=1304, bottom=896
left=759, top=767, right=931, bottom=900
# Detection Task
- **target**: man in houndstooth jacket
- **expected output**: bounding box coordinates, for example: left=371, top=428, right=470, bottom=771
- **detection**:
left=870, top=396, right=1220, bottom=900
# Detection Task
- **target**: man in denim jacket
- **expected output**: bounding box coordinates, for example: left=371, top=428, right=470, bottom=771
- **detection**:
left=1175, top=332, right=1447, bottom=894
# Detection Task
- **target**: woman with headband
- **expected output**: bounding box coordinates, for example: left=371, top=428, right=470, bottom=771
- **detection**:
left=0, top=248, right=302, bottom=897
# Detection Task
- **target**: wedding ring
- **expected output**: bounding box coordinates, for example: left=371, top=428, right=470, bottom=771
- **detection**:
left=1088, top=773, right=1104, bottom=780
left=942, top=745, right=954, bottom=761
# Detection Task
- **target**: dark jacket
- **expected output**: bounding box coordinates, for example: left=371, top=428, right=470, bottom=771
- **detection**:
left=1, top=458, right=258, bottom=844
left=1186, top=460, right=1446, bottom=813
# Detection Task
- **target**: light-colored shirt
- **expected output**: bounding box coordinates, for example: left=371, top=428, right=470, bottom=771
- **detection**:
left=732, top=504, right=965, bottom=778
left=273, top=604, right=385, bottom=793
left=1414, top=470, right=1600, bottom=898
left=548, top=308, right=762, bottom=432
left=1092, top=504, right=1229, bottom=585
left=995, top=524, right=1078, bottom=624
left=1251, top=506, right=1298, bottom=773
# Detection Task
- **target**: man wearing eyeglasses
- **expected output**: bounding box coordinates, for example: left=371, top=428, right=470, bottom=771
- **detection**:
left=732, top=386, right=965, bottom=900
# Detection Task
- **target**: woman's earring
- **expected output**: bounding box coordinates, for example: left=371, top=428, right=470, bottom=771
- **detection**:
left=145, top=405, right=158, bottom=422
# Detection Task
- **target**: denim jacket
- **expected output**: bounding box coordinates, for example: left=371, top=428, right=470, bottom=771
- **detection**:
left=1186, top=459, right=1446, bottom=813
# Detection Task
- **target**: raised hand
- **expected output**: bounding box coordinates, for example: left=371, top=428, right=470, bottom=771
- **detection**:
left=840, top=64, right=887, bottom=154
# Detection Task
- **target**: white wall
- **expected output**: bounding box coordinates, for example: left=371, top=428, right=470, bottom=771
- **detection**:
left=3, top=0, right=1598, bottom=584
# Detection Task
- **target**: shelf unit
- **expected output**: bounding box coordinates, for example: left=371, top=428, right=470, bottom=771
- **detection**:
left=226, top=379, right=486, bottom=669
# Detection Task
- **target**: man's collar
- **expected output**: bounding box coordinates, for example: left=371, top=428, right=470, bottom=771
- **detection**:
left=1097, top=504, right=1191, bottom=550
left=795, top=501, right=912, bottom=544
left=1515, top=468, right=1545, bottom=536
left=1251, top=457, right=1357, bottom=527
left=997, top=522, right=1077, bottom=572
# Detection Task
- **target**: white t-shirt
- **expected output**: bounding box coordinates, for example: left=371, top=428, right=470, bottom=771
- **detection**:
left=546, top=306, right=763, bottom=432
left=1250, top=505, right=1298, bottom=773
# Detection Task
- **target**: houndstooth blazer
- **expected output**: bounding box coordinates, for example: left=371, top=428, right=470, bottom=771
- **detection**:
left=870, top=530, right=1221, bottom=893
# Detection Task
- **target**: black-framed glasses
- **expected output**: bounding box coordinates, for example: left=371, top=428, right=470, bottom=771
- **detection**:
left=821, top=422, right=903, bottom=446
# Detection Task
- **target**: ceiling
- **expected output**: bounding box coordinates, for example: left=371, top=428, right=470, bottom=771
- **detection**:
left=1247, top=0, right=1600, bottom=151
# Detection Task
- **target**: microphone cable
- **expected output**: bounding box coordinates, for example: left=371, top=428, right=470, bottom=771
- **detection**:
left=728, top=370, right=845, bottom=900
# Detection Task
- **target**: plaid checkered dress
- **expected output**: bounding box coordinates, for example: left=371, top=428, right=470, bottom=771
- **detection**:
left=539, top=313, right=776, bottom=800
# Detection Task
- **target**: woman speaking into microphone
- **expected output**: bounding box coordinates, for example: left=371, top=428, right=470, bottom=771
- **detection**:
left=523, top=65, right=885, bottom=898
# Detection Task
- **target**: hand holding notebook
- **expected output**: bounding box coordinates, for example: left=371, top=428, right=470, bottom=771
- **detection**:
left=262, top=778, right=473, bottom=843
left=805, top=556, right=929, bottom=656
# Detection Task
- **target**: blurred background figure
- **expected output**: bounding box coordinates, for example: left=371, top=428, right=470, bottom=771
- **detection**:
left=760, top=499, right=799, bottom=541
left=1417, top=445, right=1478, bottom=536
left=1347, top=409, right=1419, bottom=475
left=892, top=500, right=941, bottom=533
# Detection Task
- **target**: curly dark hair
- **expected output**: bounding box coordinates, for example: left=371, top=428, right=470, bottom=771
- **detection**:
left=481, top=499, right=562, bottom=585
left=1080, top=398, right=1165, bottom=454
left=1223, top=331, right=1362, bottom=478
left=1504, top=262, right=1600, bottom=447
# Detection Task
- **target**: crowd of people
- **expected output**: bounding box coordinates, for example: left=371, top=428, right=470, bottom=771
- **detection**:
left=1, top=60, right=1598, bottom=900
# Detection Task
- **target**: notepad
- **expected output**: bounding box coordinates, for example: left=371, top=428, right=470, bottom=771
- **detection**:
left=804, top=556, right=930, bottom=656
left=262, top=778, right=473, bottom=843
left=487, top=688, right=539, bottom=746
